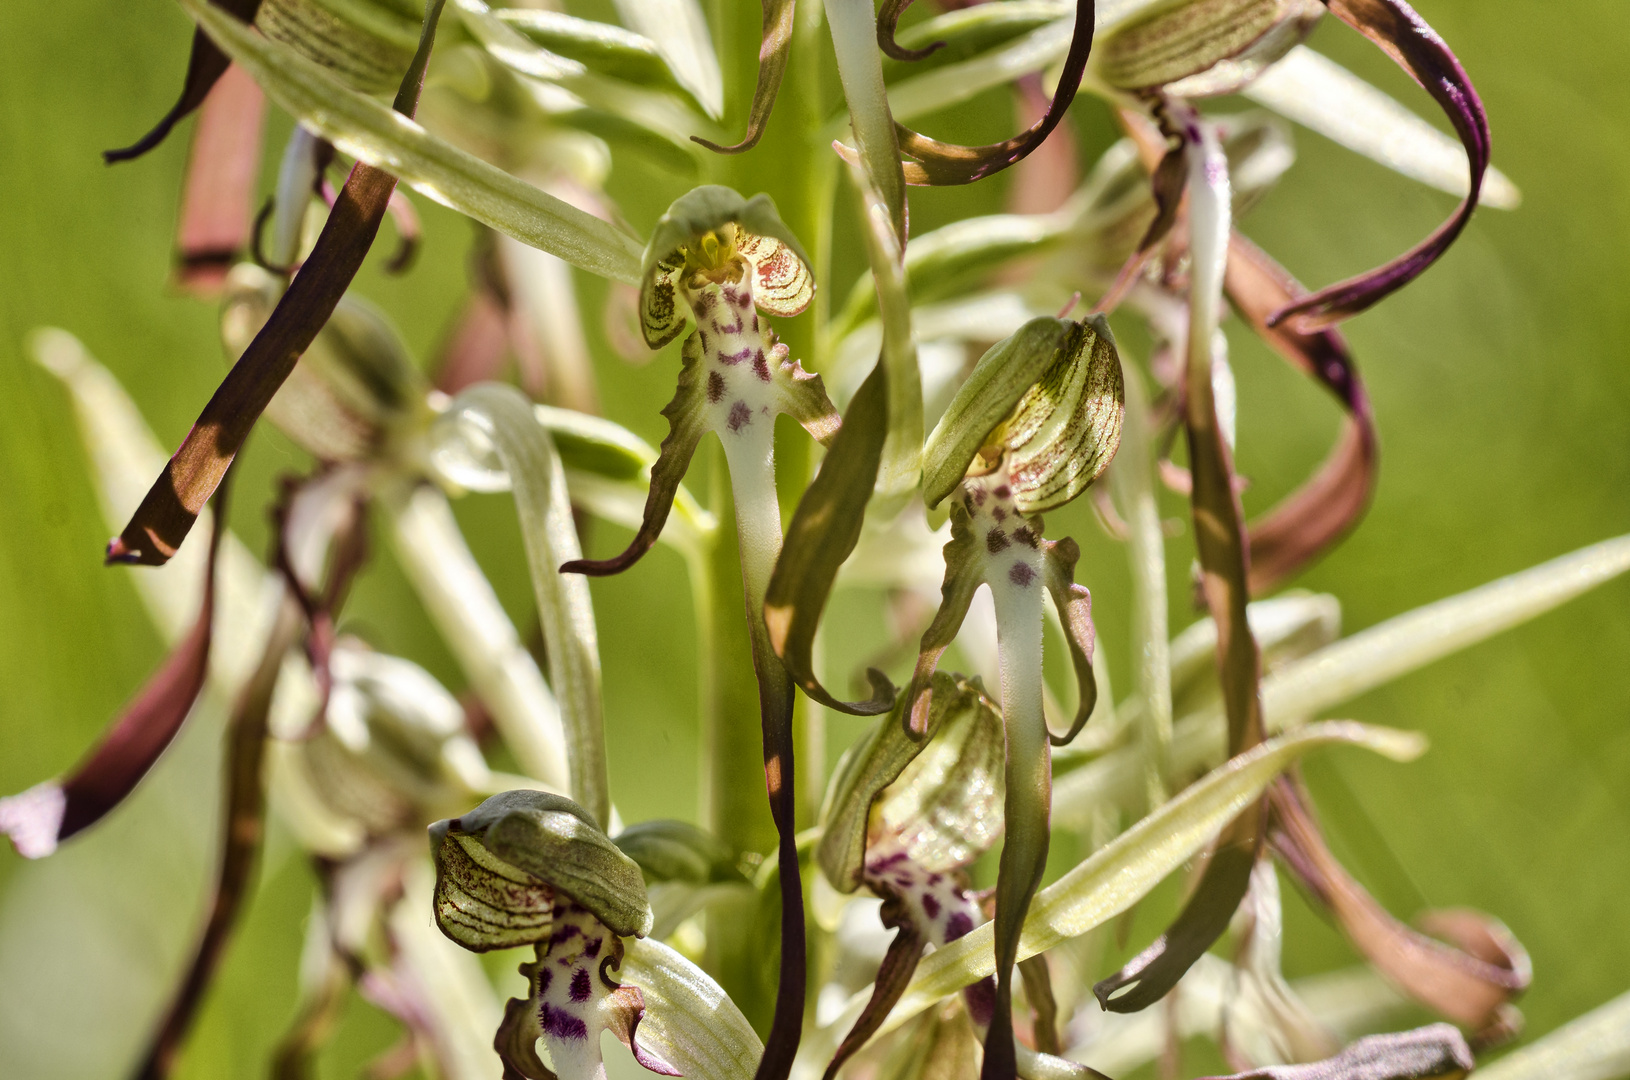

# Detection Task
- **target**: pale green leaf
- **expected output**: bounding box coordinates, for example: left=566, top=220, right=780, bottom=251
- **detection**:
left=619, top=937, right=763, bottom=1080
left=850, top=163, right=923, bottom=498
left=611, top=0, right=723, bottom=118
left=1475, top=988, right=1630, bottom=1080
left=825, top=0, right=907, bottom=242
left=28, top=329, right=278, bottom=687
left=431, top=384, right=610, bottom=826
left=1054, top=533, right=1630, bottom=826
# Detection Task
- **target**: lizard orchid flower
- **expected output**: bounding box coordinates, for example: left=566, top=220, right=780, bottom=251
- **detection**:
left=909, top=314, right=1124, bottom=1078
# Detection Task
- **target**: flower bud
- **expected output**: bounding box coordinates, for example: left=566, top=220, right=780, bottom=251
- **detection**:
left=1094, top=0, right=1323, bottom=96
left=922, top=315, right=1124, bottom=514
left=222, top=263, right=428, bottom=462
left=255, top=0, right=425, bottom=95
left=817, top=673, right=1004, bottom=893
left=431, top=789, right=652, bottom=952
left=297, top=641, right=488, bottom=837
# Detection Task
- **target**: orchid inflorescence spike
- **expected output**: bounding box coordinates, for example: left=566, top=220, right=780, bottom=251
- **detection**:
left=16, top=3, right=1627, bottom=1080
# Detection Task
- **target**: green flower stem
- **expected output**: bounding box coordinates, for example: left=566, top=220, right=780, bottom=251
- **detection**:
left=386, top=483, right=571, bottom=793
left=1110, top=363, right=1172, bottom=808
left=986, top=558, right=1052, bottom=1080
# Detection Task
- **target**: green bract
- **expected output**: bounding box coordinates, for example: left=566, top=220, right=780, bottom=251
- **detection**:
left=922, top=314, right=1124, bottom=513
left=615, top=819, right=746, bottom=886
left=430, top=789, right=652, bottom=951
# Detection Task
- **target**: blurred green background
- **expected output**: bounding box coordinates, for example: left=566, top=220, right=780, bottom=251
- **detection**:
left=2, top=0, right=1627, bottom=1076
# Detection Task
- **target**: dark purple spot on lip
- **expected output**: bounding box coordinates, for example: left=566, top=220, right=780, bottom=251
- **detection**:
left=992, top=506, right=1007, bottom=522
left=697, top=329, right=710, bottom=353
left=541, top=1003, right=589, bottom=1040
left=921, top=894, right=941, bottom=920
left=551, top=924, right=582, bottom=945
left=986, top=528, right=1010, bottom=554
left=1008, top=562, right=1037, bottom=588
left=868, top=851, right=909, bottom=870
left=693, top=290, right=717, bottom=315
left=751, top=313, right=760, bottom=331
left=1011, top=525, right=1038, bottom=549
left=719, top=347, right=752, bottom=365
left=727, top=401, right=753, bottom=432
left=707, top=371, right=725, bottom=403
left=752, top=350, right=770, bottom=381
left=583, top=936, right=602, bottom=959
left=964, top=976, right=997, bottom=1025
left=537, top=968, right=552, bottom=994
left=926, top=872, right=943, bottom=885
left=970, top=488, right=988, bottom=506
left=945, top=911, right=974, bottom=941
left=570, top=967, right=592, bottom=1002
left=994, top=485, right=1011, bottom=499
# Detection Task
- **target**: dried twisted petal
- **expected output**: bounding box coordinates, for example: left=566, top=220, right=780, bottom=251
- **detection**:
left=1202, top=1024, right=1475, bottom=1080
left=1226, top=233, right=1377, bottom=594
left=107, top=0, right=448, bottom=566
left=1270, top=778, right=1530, bottom=1037
left=840, top=0, right=1095, bottom=186
left=561, top=336, right=708, bottom=576
left=1268, top=0, right=1491, bottom=329
left=693, top=0, right=797, bottom=153
left=104, top=0, right=263, bottom=163
left=1041, top=539, right=1098, bottom=745
left=765, top=364, right=896, bottom=715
